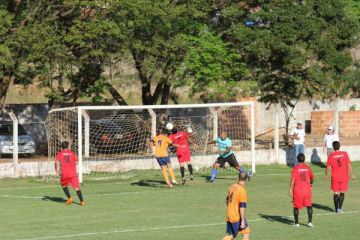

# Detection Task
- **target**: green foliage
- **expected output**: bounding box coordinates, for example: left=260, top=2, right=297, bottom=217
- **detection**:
left=178, top=28, right=255, bottom=101
left=0, top=0, right=359, bottom=107
left=346, top=0, right=360, bottom=21
left=215, top=0, right=358, bottom=106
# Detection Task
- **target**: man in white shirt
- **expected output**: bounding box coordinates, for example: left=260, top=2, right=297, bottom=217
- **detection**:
left=323, top=125, right=339, bottom=156
left=289, top=121, right=305, bottom=166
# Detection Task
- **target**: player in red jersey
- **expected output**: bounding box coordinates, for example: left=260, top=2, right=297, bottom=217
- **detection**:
left=55, top=141, right=85, bottom=206
left=169, top=127, right=195, bottom=184
left=289, top=153, right=314, bottom=227
left=325, top=141, right=356, bottom=213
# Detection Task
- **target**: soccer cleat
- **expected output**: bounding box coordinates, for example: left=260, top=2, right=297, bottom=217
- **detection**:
left=209, top=179, right=215, bottom=183
left=337, top=209, right=343, bottom=214
left=171, top=180, right=179, bottom=185
left=182, top=177, right=186, bottom=185
left=166, top=181, right=173, bottom=188
left=65, top=197, right=73, bottom=205
left=190, top=175, right=194, bottom=180
left=308, top=222, right=313, bottom=228
left=80, top=201, right=86, bottom=206
left=293, top=223, right=300, bottom=227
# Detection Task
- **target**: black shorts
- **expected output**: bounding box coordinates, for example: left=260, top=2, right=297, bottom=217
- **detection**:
left=216, top=153, right=239, bottom=168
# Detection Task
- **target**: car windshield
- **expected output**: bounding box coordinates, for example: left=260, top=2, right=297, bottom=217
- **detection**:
left=0, top=123, right=28, bottom=136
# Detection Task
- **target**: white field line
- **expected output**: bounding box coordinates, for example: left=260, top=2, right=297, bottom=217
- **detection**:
left=0, top=189, right=195, bottom=199
left=15, top=210, right=360, bottom=240
left=0, top=171, right=328, bottom=191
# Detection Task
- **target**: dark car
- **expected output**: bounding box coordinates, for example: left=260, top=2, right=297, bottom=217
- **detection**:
left=89, top=119, right=143, bottom=154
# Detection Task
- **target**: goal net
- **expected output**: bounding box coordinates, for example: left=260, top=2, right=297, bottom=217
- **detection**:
left=45, top=103, right=255, bottom=182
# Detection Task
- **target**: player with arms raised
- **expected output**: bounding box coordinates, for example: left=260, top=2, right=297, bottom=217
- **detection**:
left=167, top=123, right=195, bottom=184
left=55, top=141, right=85, bottom=206
left=223, top=171, right=251, bottom=240
left=325, top=141, right=356, bottom=213
left=151, top=128, right=178, bottom=188
left=289, top=153, right=314, bottom=227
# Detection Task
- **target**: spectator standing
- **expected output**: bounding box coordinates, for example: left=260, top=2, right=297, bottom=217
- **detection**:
left=289, top=121, right=305, bottom=166
left=323, top=125, right=339, bottom=156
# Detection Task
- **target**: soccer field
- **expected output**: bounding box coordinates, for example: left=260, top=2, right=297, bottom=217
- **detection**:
left=1, top=163, right=360, bottom=240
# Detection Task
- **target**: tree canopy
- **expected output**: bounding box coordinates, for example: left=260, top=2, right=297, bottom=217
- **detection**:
left=0, top=0, right=359, bottom=109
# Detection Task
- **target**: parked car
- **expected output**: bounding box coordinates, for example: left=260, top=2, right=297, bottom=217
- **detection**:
left=89, top=119, right=142, bottom=154
left=0, top=122, right=36, bottom=157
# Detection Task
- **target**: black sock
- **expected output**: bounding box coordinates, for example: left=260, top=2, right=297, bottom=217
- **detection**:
left=180, top=167, right=185, bottom=178
left=339, top=193, right=345, bottom=210
left=63, top=187, right=71, bottom=199
left=333, top=194, right=339, bottom=211
left=307, top=206, right=313, bottom=223
left=76, top=190, right=84, bottom=202
left=293, top=208, right=299, bottom=224
left=187, top=164, right=193, bottom=175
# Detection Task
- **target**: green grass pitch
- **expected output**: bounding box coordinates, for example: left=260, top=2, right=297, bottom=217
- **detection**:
left=1, top=163, right=360, bottom=240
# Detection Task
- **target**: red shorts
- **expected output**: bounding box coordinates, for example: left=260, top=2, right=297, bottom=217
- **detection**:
left=61, top=176, right=80, bottom=189
left=176, top=150, right=191, bottom=163
left=331, top=180, right=348, bottom=192
left=293, top=196, right=312, bottom=209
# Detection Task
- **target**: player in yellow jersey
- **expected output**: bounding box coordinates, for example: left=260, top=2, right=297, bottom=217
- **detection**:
left=152, top=128, right=179, bottom=188
left=223, top=171, right=251, bottom=240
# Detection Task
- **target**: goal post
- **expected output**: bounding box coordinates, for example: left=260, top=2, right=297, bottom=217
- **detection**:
left=46, top=102, right=256, bottom=182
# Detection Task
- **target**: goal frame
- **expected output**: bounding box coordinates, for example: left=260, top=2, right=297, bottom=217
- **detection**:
left=48, top=102, right=256, bottom=182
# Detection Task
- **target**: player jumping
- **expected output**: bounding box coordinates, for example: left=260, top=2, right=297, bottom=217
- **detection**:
left=208, top=131, right=246, bottom=183
left=325, top=141, right=356, bottom=213
left=223, top=171, right=251, bottom=240
left=55, top=141, right=85, bottom=206
left=152, top=128, right=179, bottom=188
left=289, top=153, right=314, bottom=227
left=169, top=126, right=195, bottom=184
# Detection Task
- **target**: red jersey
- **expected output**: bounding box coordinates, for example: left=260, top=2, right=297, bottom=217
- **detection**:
left=327, top=151, right=350, bottom=181
left=291, top=163, right=314, bottom=197
left=169, top=131, right=190, bottom=153
left=55, top=149, right=78, bottom=178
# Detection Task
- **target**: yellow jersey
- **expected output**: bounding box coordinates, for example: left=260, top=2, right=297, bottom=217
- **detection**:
left=153, top=135, right=172, bottom=157
left=226, top=183, right=247, bottom=222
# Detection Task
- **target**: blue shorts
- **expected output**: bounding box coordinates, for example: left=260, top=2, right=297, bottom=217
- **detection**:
left=156, top=157, right=170, bottom=166
left=226, top=221, right=249, bottom=237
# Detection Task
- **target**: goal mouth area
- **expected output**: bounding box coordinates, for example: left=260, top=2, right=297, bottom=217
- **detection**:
left=45, top=102, right=256, bottom=182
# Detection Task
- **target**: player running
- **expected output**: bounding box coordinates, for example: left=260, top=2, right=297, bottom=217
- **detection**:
left=223, top=171, right=251, bottom=240
left=289, top=153, right=314, bottom=227
left=152, top=128, right=179, bottom=188
left=168, top=126, right=195, bottom=184
left=55, top=141, right=85, bottom=206
left=325, top=141, right=356, bottom=213
left=208, top=131, right=246, bottom=182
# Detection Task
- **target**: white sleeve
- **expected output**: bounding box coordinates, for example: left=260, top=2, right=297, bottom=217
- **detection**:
left=290, top=129, right=295, bottom=135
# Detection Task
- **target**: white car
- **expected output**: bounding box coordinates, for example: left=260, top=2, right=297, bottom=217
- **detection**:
left=0, top=122, right=36, bottom=157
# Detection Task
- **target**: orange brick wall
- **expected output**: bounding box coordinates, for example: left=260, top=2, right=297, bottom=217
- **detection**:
left=339, top=111, right=360, bottom=137
left=311, top=111, right=334, bottom=134
left=311, top=111, right=360, bottom=137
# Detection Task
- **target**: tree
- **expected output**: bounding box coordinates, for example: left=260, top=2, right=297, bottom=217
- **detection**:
left=214, top=0, right=358, bottom=138
left=176, top=27, right=254, bottom=102
left=0, top=0, right=44, bottom=109
left=109, top=0, right=210, bottom=105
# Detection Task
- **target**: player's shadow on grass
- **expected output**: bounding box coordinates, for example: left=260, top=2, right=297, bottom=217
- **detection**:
left=131, top=180, right=169, bottom=188
left=312, top=203, right=334, bottom=212
left=41, top=196, right=79, bottom=205
left=258, top=214, right=294, bottom=225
